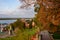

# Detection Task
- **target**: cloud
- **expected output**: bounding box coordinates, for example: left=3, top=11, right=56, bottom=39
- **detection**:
left=9, top=7, right=35, bottom=18
left=0, top=0, right=35, bottom=18
left=0, top=6, right=35, bottom=18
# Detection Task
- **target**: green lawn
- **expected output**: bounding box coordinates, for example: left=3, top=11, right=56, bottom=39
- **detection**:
left=0, top=28, right=37, bottom=40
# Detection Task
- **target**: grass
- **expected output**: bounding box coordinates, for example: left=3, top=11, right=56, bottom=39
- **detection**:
left=0, top=28, right=37, bottom=40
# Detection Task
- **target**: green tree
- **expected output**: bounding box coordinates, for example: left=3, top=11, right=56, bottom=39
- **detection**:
left=11, top=19, right=25, bottom=30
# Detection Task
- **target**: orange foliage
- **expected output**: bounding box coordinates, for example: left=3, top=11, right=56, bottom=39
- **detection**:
left=36, top=0, right=60, bottom=32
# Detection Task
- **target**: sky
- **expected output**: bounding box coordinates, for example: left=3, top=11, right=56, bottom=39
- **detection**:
left=0, top=0, right=35, bottom=18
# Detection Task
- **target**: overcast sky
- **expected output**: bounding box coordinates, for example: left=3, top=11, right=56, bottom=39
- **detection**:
left=0, top=0, right=35, bottom=18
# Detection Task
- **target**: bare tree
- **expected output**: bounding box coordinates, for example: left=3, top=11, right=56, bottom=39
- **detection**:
left=19, top=0, right=36, bottom=8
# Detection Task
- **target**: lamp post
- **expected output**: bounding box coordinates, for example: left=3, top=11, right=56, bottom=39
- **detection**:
left=1, top=23, right=3, bottom=32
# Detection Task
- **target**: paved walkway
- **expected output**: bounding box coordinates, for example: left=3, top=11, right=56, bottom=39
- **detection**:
left=0, top=31, right=15, bottom=38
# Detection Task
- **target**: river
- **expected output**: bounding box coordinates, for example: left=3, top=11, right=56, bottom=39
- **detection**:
left=0, top=20, right=16, bottom=24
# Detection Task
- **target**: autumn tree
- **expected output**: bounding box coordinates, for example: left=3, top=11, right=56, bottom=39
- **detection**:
left=19, top=0, right=60, bottom=32
left=36, top=0, right=60, bottom=32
